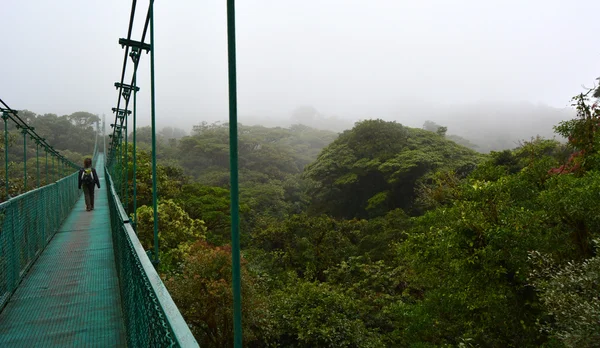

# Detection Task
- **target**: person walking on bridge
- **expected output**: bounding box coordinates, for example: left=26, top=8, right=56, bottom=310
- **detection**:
left=78, top=158, right=100, bottom=211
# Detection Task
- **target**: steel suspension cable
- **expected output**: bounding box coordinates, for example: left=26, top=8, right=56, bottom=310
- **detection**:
left=109, top=3, right=151, bottom=164
left=149, top=0, right=159, bottom=266
left=113, top=0, right=138, bottom=123
left=3, top=112, right=9, bottom=199
left=21, top=128, right=26, bottom=192
left=0, top=99, right=78, bottom=169
left=132, top=74, right=138, bottom=230
left=36, top=141, right=40, bottom=188
left=124, top=112, right=128, bottom=215
left=227, top=0, right=242, bottom=345
left=107, top=1, right=156, bottom=263
left=45, top=149, right=48, bottom=186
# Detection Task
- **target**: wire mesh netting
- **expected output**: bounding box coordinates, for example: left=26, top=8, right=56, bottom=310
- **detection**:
left=106, top=168, right=196, bottom=347
left=0, top=172, right=79, bottom=310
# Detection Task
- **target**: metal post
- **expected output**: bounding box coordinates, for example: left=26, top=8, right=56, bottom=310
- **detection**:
left=36, top=141, right=40, bottom=188
left=116, top=132, right=121, bottom=196
left=2, top=112, right=9, bottom=199
left=45, top=149, right=48, bottom=186
left=133, top=77, right=138, bottom=230
left=124, top=112, right=129, bottom=212
left=22, top=128, right=27, bottom=192
left=150, top=0, right=159, bottom=266
left=227, top=0, right=243, bottom=345
left=119, top=133, right=124, bottom=196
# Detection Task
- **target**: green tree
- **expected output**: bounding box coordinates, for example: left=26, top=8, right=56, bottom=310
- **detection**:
left=163, top=242, right=269, bottom=347
left=175, top=183, right=251, bottom=246
left=67, top=111, right=100, bottom=129
left=252, top=214, right=368, bottom=280
left=304, top=119, right=481, bottom=219
left=263, top=276, right=385, bottom=347
left=136, top=199, right=206, bottom=272
left=529, top=245, right=600, bottom=348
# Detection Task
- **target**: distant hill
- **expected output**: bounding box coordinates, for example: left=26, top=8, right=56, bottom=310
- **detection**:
left=390, top=101, right=574, bottom=153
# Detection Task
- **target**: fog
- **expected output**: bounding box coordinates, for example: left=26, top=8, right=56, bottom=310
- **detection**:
left=2, top=0, right=599, bottom=147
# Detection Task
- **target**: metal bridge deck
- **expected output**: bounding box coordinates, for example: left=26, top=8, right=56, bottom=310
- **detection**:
left=0, top=155, right=126, bottom=347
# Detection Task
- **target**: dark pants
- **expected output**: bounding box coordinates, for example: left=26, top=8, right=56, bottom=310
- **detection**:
left=83, top=184, right=95, bottom=210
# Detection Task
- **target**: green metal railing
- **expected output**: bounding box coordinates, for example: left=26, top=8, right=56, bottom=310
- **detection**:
left=0, top=172, right=79, bottom=311
left=106, top=168, right=197, bottom=347
left=0, top=99, right=81, bottom=312
left=0, top=100, right=80, bottom=201
left=105, top=1, right=243, bottom=345
left=104, top=2, right=198, bottom=345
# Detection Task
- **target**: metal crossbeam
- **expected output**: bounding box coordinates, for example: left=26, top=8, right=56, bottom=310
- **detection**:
left=114, top=83, right=140, bottom=92
left=118, top=38, right=151, bottom=52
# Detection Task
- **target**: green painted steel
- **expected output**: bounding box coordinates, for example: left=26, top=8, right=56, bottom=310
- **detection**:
left=22, top=129, right=27, bottom=192
left=45, top=149, right=48, bottom=187
left=104, top=2, right=198, bottom=345
left=227, top=0, right=243, bottom=345
left=0, top=171, right=80, bottom=312
left=0, top=100, right=82, bottom=312
left=150, top=0, right=159, bottom=266
left=105, top=166, right=198, bottom=347
left=132, top=77, right=138, bottom=230
left=0, top=154, right=126, bottom=346
left=3, top=112, right=9, bottom=199
left=124, top=112, right=128, bottom=214
left=0, top=102, right=79, bottom=197
left=36, top=141, right=40, bottom=188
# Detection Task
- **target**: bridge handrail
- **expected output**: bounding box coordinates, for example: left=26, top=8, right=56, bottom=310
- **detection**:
left=0, top=171, right=80, bottom=311
left=105, top=167, right=198, bottom=347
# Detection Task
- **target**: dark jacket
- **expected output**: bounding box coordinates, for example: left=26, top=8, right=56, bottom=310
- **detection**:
left=78, top=167, right=100, bottom=189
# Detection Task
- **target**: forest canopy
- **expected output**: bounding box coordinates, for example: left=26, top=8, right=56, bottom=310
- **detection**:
left=21, top=92, right=600, bottom=347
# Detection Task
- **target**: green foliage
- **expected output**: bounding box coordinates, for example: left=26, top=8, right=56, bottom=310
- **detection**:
left=398, top=178, right=548, bottom=346
left=99, top=92, right=600, bottom=346
left=179, top=122, right=336, bottom=186
left=0, top=110, right=98, bottom=200
left=124, top=146, right=187, bottom=211
left=66, top=111, right=100, bottom=129
left=175, top=183, right=252, bottom=246
left=553, top=93, right=600, bottom=173
left=162, top=122, right=337, bottom=234
left=392, top=130, right=600, bottom=346
left=415, top=170, right=462, bottom=210
left=423, top=120, right=479, bottom=149
left=158, top=126, right=187, bottom=140
left=529, top=245, right=600, bottom=348
left=263, top=276, right=385, bottom=347
left=252, top=214, right=365, bottom=280
left=163, top=242, right=269, bottom=347
left=357, top=209, right=411, bottom=261
left=305, top=119, right=481, bottom=219
left=323, top=257, right=413, bottom=346
left=538, top=172, right=600, bottom=258
left=118, top=98, right=600, bottom=347
left=136, top=199, right=206, bottom=272
left=29, top=111, right=98, bottom=155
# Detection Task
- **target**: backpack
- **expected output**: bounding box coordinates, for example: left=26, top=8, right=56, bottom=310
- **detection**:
left=82, top=168, right=94, bottom=185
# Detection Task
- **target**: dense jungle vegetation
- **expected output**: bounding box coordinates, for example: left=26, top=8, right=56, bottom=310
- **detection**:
left=0, top=110, right=99, bottom=199
left=13, top=88, right=600, bottom=347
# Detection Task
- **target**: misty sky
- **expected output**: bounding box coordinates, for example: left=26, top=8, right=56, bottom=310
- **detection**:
left=2, top=0, right=600, bottom=130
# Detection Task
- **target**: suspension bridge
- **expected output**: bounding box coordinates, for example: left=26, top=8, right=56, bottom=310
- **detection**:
left=0, top=0, right=242, bottom=347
